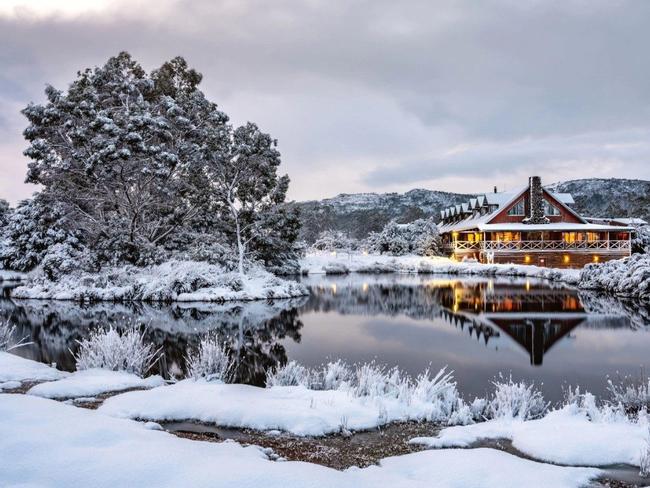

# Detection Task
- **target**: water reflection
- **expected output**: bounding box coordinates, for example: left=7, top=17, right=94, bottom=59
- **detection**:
left=1, top=274, right=649, bottom=399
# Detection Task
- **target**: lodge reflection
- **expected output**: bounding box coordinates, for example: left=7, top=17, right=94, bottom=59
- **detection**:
left=437, top=279, right=586, bottom=366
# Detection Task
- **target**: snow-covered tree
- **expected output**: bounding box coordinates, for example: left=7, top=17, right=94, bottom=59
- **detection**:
left=311, top=230, right=360, bottom=252
left=366, top=218, right=441, bottom=256
left=22, top=53, right=223, bottom=265
left=13, top=52, right=299, bottom=274
left=205, top=122, right=297, bottom=275
left=0, top=199, right=10, bottom=229
left=0, top=195, right=85, bottom=273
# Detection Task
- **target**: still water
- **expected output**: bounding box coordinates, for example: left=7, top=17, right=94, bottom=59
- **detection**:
left=2, top=274, right=649, bottom=401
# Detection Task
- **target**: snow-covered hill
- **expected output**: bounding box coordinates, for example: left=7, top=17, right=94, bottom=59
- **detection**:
left=546, top=178, right=650, bottom=222
left=295, top=178, right=650, bottom=242
left=293, top=189, right=472, bottom=242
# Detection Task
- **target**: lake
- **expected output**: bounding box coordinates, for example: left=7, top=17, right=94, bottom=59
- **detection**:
left=2, top=274, right=649, bottom=402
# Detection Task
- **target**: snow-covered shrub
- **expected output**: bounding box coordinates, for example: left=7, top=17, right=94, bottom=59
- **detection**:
left=74, top=326, right=160, bottom=377
left=365, top=218, right=441, bottom=256
left=580, top=254, right=650, bottom=301
left=323, top=263, right=349, bottom=275
left=412, top=367, right=460, bottom=420
left=266, top=360, right=312, bottom=387
left=311, top=231, right=359, bottom=252
left=41, top=242, right=93, bottom=281
left=641, top=426, right=650, bottom=478
left=186, top=335, right=234, bottom=382
left=488, top=376, right=548, bottom=420
left=353, top=363, right=410, bottom=400
left=322, top=360, right=353, bottom=390
left=607, top=373, right=650, bottom=411
left=0, top=321, right=29, bottom=352
left=633, top=226, right=650, bottom=254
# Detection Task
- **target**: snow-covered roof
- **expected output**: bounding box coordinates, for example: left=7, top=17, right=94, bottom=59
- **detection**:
left=611, top=217, right=647, bottom=225
left=438, top=183, right=583, bottom=234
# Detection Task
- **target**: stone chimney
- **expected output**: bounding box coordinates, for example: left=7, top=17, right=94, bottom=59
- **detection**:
left=493, top=186, right=497, bottom=194
left=523, top=176, right=549, bottom=224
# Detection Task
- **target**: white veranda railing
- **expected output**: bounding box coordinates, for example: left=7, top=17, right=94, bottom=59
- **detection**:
left=450, top=240, right=630, bottom=253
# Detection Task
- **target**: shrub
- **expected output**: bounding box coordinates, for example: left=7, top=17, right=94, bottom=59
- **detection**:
left=73, top=326, right=160, bottom=376
left=322, top=360, right=353, bottom=390
left=641, top=427, right=650, bottom=478
left=266, top=360, right=311, bottom=387
left=0, top=321, right=29, bottom=352
left=488, top=375, right=548, bottom=420
left=607, top=372, right=650, bottom=412
left=186, top=335, right=234, bottom=382
left=353, top=363, right=410, bottom=400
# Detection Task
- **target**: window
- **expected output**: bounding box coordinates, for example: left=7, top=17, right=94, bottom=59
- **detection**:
left=507, top=200, right=525, bottom=216
left=543, top=199, right=560, bottom=216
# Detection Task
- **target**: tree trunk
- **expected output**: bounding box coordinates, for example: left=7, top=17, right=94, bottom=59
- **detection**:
left=235, top=213, right=245, bottom=275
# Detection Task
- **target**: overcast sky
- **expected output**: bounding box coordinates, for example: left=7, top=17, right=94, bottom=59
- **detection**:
left=1, top=0, right=649, bottom=204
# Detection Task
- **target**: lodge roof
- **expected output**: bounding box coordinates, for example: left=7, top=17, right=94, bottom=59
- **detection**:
left=437, top=182, right=628, bottom=234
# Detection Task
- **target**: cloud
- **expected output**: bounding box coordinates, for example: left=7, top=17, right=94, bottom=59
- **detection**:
left=0, top=0, right=649, bottom=204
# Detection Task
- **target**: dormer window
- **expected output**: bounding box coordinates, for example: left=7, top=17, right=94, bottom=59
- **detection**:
left=507, top=200, right=525, bottom=216
left=543, top=199, right=560, bottom=216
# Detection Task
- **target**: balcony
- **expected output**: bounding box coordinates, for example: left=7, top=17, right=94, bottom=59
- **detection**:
left=448, top=240, right=630, bottom=253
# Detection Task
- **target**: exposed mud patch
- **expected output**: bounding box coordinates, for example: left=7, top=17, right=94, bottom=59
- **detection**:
left=167, top=420, right=441, bottom=470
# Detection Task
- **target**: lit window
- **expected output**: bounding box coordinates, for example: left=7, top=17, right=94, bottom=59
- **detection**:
left=543, top=199, right=561, bottom=216
left=507, top=200, right=525, bottom=216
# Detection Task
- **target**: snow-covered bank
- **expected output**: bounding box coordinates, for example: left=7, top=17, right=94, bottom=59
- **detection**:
left=10, top=260, right=308, bottom=302
left=300, top=252, right=580, bottom=284
left=0, top=269, right=27, bottom=282
left=0, top=394, right=601, bottom=488
left=412, top=403, right=649, bottom=468
left=0, top=351, right=68, bottom=383
left=580, top=253, right=650, bottom=301
left=27, top=369, right=165, bottom=399
left=99, top=379, right=458, bottom=436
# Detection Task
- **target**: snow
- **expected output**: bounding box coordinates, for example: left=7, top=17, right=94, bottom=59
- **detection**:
left=0, top=351, right=68, bottom=383
left=10, top=260, right=308, bottom=302
left=412, top=405, right=649, bottom=467
left=0, top=268, right=27, bottom=281
left=0, top=394, right=600, bottom=488
left=0, top=381, right=21, bottom=391
left=580, top=253, right=650, bottom=301
left=27, top=369, right=165, bottom=399
left=98, top=379, right=459, bottom=436
left=301, top=252, right=580, bottom=284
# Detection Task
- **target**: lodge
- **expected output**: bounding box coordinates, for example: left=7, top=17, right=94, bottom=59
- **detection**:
left=438, top=176, right=632, bottom=268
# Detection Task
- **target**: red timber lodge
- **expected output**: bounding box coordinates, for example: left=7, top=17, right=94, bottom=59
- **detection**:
left=438, top=176, right=632, bottom=268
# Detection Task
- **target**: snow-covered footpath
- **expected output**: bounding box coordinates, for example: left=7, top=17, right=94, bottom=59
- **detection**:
left=10, top=260, right=308, bottom=302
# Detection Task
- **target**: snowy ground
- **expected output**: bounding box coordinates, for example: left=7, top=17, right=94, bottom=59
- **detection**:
left=0, top=394, right=601, bottom=488
left=10, top=260, right=308, bottom=302
left=0, top=351, right=68, bottom=383
left=412, top=405, right=649, bottom=468
left=99, top=379, right=454, bottom=436
left=27, top=369, right=165, bottom=399
left=301, top=252, right=580, bottom=284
